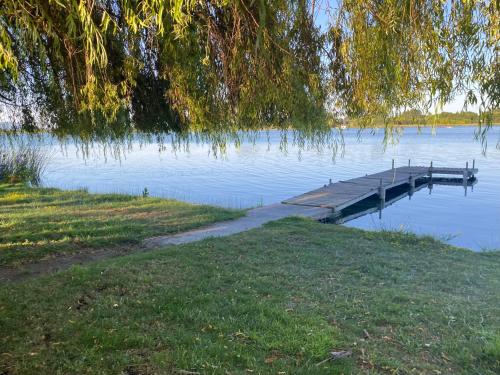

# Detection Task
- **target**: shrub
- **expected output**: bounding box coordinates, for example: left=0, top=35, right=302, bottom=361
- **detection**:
left=0, top=144, right=48, bottom=185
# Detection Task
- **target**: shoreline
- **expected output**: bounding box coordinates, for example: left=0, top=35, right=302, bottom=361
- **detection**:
left=343, top=122, right=500, bottom=129
left=2, top=123, right=500, bottom=136
left=2, top=184, right=497, bottom=281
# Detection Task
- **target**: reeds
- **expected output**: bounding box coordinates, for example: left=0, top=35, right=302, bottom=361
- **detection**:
left=0, top=144, right=48, bottom=185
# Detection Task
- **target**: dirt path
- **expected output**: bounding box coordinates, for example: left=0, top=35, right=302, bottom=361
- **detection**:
left=0, top=204, right=331, bottom=282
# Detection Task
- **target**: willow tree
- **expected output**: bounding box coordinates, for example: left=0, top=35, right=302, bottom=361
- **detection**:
left=325, top=0, right=499, bottom=133
left=0, top=0, right=498, bottom=141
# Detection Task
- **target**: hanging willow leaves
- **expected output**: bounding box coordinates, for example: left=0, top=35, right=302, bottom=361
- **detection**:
left=326, top=0, right=499, bottom=124
left=0, top=0, right=498, bottom=142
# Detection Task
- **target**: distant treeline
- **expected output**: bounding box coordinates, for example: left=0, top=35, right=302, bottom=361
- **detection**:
left=349, top=109, right=500, bottom=127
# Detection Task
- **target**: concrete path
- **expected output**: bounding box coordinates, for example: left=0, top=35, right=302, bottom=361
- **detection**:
left=143, top=203, right=332, bottom=247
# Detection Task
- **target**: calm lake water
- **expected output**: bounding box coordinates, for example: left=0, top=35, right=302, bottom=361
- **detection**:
left=6, top=126, right=500, bottom=251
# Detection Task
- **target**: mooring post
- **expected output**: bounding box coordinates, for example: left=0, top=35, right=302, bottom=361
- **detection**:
left=392, top=159, right=395, bottom=169
left=429, top=161, right=433, bottom=180
left=329, top=178, right=332, bottom=185
left=408, top=159, right=411, bottom=167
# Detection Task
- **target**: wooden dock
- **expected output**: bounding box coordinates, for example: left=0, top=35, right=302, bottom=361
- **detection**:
left=325, top=177, right=478, bottom=224
left=282, top=161, right=478, bottom=212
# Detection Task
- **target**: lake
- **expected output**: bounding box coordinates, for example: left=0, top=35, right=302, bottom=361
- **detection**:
left=8, top=126, right=500, bottom=251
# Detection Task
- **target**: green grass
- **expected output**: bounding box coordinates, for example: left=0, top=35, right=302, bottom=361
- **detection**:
left=0, top=184, right=243, bottom=266
left=1, top=217, right=499, bottom=374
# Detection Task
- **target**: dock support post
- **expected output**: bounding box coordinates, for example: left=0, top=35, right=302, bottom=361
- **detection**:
left=378, top=178, right=386, bottom=201
left=409, top=173, right=415, bottom=198
left=463, top=162, right=469, bottom=196
left=392, top=159, right=395, bottom=169
left=378, top=178, right=385, bottom=218
left=428, top=162, right=433, bottom=194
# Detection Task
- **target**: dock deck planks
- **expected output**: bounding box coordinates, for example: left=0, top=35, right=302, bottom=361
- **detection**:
left=282, top=165, right=478, bottom=212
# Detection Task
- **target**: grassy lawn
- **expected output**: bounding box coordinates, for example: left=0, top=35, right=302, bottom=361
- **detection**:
left=0, top=184, right=243, bottom=266
left=1, top=217, right=499, bottom=374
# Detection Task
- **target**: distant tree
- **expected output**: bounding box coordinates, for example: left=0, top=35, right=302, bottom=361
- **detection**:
left=0, top=1, right=498, bottom=140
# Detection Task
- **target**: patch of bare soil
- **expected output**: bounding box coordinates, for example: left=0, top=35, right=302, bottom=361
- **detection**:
left=0, top=243, right=151, bottom=283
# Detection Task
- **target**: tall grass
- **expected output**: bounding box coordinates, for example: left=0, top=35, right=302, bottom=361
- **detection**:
left=0, top=144, right=48, bottom=185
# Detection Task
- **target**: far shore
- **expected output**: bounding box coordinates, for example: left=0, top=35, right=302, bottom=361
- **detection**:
left=344, top=122, right=500, bottom=129
left=1, top=123, right=500, bottom=137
